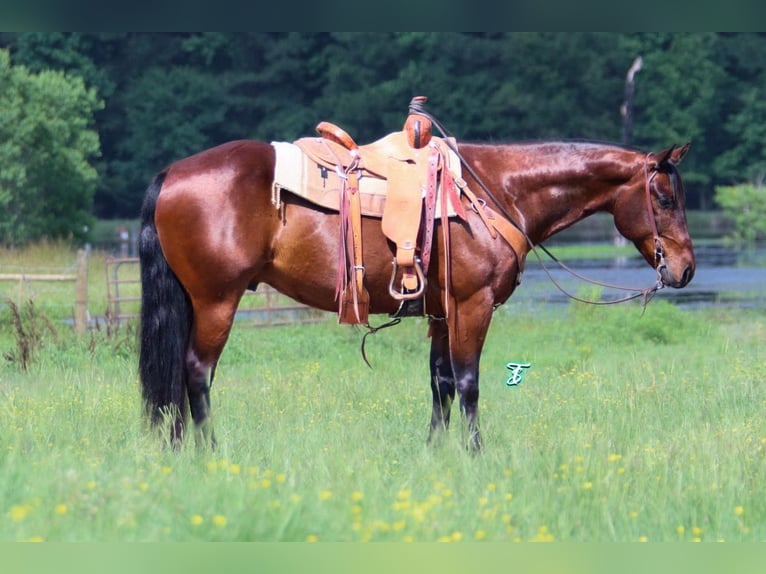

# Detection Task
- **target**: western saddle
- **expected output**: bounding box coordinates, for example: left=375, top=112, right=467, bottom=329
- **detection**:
left=288, top=96, right=528, bottom=325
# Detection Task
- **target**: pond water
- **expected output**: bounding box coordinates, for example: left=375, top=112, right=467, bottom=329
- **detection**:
left=515, top=243, right=766, bottom=309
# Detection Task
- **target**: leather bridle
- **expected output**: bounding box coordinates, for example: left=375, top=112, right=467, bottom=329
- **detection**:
left=644, top=156, right=668, bottom=282
left=522, top=158, right=669, bottom=308
left=408, top=98, right=672, bottom=307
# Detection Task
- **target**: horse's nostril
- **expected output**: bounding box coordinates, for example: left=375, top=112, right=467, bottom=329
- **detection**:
left=681, top=265, right=694, bottom=286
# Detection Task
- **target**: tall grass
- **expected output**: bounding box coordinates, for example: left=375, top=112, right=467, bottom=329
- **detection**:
left=1, top=292, right=764, bottom=542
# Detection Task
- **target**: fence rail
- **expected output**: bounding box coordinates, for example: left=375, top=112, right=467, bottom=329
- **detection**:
left=0, top=249, right=89, bottom=334
left=2, top=254, right=325, bottom=334
left=105, top=257, right=326, bottom=328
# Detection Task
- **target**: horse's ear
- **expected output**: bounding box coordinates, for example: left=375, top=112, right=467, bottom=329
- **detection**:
left=647, top=145, right=676, bottom=170
left=648, top=142, right=690, bottom=169
left=669, top=141, right=691, bottom=165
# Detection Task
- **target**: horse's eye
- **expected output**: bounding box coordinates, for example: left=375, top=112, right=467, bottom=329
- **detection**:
left=654, top=171, right=677, bottom=209
left=657, top=193, right=674, bottom=210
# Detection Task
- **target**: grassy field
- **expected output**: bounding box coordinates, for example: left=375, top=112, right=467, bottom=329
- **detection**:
left=1, top=248, right=764, bottom=542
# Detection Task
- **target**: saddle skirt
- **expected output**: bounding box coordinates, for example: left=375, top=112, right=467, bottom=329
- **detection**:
left=270, top=131, right=463, bottom=219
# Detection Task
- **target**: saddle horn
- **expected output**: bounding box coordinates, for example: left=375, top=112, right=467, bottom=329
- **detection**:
left=404, top=96, right=433, bottom=149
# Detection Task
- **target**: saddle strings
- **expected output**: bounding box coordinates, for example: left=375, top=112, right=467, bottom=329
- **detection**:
left=407, top=99, right=664, bottom=308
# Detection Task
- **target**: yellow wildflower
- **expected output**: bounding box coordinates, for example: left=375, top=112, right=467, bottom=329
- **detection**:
left=10, top=505, right=32, bottom=521
left=533, top=525, right=554, bottom=542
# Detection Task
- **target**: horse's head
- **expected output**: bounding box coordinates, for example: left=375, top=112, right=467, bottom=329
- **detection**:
left=613, top=142, right=695, bottom=288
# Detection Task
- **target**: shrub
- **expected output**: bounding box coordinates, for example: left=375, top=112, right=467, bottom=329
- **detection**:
left=714, top=183, right=766, bottom=244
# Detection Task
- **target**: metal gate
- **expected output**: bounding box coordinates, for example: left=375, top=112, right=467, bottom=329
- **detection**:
left=105, top=256, right=141, bottom=324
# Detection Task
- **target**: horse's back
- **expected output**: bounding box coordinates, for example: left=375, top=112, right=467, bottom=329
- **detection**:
left=161, top=139, right=275, bottom=187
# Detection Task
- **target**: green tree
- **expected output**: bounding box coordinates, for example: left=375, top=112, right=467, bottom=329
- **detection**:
left=0, top=49, right=103, bottom=246
left=714, top=183, right=766, bottom=244
left=4, top=33, right=766, bottom=220
left=478, top=33, right=631, bottom=141
left=628, top=33, right=724, bottom=209
left=106, top=66, right=229, bottom=214
left=714, top=85, right=766, bottom=184
left=9, top=32, right=115, bottom=100
left=713, top=34, right=766, bottom=185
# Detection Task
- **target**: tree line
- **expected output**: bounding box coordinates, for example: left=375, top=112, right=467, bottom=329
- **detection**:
left=1, top=33, right=765, bottom=245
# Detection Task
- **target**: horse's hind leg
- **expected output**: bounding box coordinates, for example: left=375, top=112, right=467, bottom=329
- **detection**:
left=185, top=348, right=216, bottom=447
left=187, top=297, right=240, bottom=447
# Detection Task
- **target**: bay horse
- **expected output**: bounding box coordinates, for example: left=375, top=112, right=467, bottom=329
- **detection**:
left=138, top=136, right=695, bottom=450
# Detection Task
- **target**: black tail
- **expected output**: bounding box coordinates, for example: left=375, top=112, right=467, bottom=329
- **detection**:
left=139, top=171, right=191, bottom=432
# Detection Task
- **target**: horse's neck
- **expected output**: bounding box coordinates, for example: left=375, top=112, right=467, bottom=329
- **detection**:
left=466, top=143, right=639, bottom=244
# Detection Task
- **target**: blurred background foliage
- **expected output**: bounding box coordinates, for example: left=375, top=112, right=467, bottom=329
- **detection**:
left=1, top=33, right=765, bottom=245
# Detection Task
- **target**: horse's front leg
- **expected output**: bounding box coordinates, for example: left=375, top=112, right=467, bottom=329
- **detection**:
left=455, top=359, right=482, bottom=451
left=427, top=295, right=493, bottom=451
left=428, top=318, right=456, bottom=443
left=447, top=294, right=494, bottom=451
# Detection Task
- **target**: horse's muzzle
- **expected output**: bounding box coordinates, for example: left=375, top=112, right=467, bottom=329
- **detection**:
left=660, top=263, right=694, bottom=288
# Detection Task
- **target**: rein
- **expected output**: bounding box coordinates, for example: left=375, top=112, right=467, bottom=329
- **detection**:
left=408, top=99, right=666, bottom=308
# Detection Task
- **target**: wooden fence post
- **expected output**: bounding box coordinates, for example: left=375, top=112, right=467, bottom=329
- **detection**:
left=74, top=249, right=88, bottom=335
